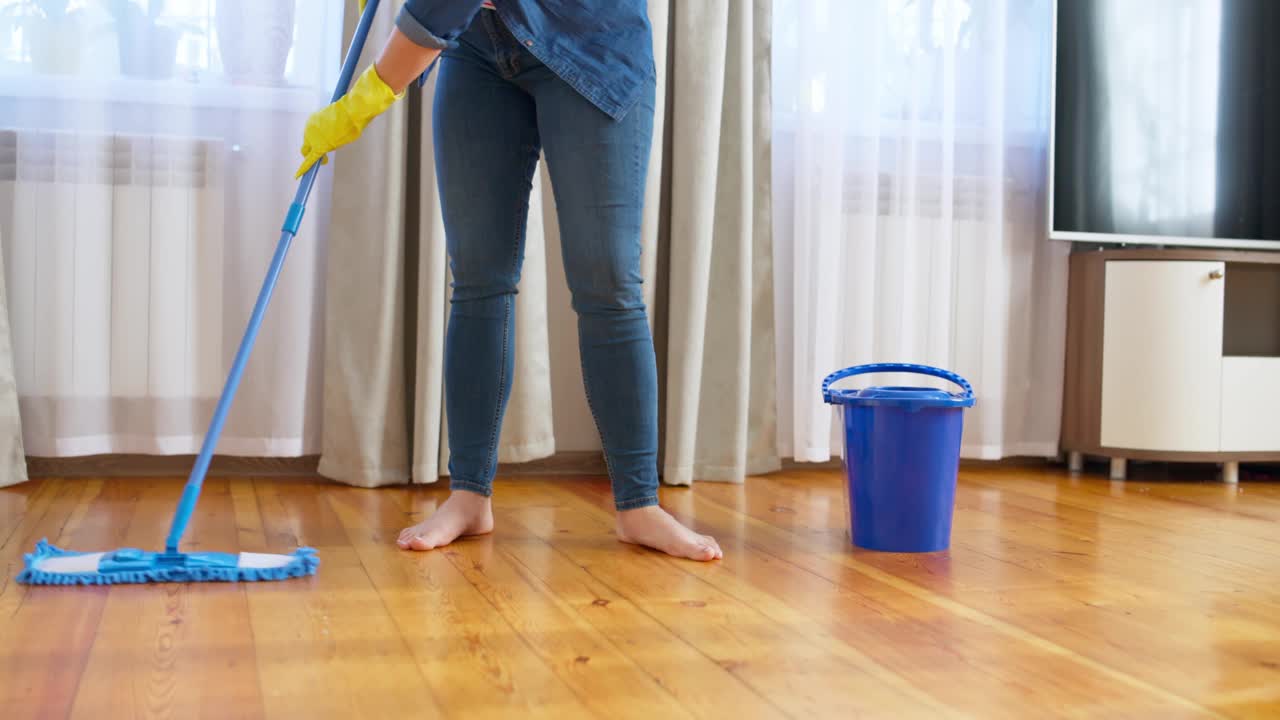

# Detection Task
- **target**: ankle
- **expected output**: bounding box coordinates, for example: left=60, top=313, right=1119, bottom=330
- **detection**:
left=615, top=506, right=669, bottom=534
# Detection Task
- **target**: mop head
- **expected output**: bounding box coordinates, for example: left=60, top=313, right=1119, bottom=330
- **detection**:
left=17, top=539, right=318, bottom=585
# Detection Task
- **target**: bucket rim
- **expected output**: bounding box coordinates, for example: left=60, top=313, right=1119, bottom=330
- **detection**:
left=822, top=363, right=975, bottom=408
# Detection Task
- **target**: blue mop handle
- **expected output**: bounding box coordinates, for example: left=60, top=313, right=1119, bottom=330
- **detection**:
left=165, top=0, right=384, bottom=554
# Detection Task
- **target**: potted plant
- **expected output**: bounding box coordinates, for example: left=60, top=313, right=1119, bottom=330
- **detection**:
left=106, top=0, right=181, bottom=79
left=215, top=0, right=297, bottom=86
left=2, top=0, right=83, bottom=75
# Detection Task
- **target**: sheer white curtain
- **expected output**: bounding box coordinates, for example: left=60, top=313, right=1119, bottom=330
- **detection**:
left=0, top=0, right=342, bottom=456
left=773, top=0, right=1067, bottom=461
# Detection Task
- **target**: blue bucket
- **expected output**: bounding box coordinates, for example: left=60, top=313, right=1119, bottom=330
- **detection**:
left=821, top=363, right=975, bottom=552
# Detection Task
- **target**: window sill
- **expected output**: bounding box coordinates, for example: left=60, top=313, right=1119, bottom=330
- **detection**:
left=1, top=72, right=327, bottom=114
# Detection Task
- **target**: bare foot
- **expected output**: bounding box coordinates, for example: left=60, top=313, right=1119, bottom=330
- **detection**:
left=397, top=490, right=494, bottom=551
left=615, top=506, right=722, bottom=562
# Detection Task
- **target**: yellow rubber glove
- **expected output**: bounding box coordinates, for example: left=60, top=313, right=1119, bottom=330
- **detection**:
left=296, top=63, right=400, bottom=178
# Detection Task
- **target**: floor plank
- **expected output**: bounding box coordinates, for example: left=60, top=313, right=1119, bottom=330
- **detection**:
left=501, top=485, right=962, bottom=718
left=1, top=468, right=1278, bottom=719
left=494, top=514, right=792, bottom=720
left=323, top=484, right=595, bottom=720
left=2, top=479, right=126, bottom=720
left=561, top=480, right=1208, bottom=719
left=70, top=478, right=265, bottom=720
left=409, top=502, right=698, bottom=720
left=243, top=479, right=444, bottom=720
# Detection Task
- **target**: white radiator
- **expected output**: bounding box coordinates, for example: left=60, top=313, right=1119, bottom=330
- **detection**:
left=826, top=172, right=1012, bottom=390
left=0, top=128, right=225, bottom=400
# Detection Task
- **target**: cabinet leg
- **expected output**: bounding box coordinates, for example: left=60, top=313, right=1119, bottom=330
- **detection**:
left=1109, top=457, right=1127, bottom=481
left=1223, top=461, right=1240, bottom=485
left=1068, top=451, right=1084, bottom=474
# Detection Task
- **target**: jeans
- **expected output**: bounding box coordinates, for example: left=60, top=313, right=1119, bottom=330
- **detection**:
left=434, top=12, right=659, bottom=511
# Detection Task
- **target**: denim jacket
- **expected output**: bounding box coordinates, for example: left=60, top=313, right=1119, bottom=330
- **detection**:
left=397, top=0, right=655, bottom=120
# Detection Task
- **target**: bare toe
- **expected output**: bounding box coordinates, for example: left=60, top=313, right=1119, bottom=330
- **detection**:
left=407, top=533, right=439, bottom=551
left=692, top=542, right=718, bottom=561
left=701, top=535, right=723, bottom=559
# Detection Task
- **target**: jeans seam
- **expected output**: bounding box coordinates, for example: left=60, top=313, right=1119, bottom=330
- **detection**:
left=632, top=129, right=642, bottom=208
left=477, top=142, right=539, bottom=484
left=580, top=99, right=653, bottom=512
left=578, top=336, right=617, bottom=486
left=478, top=295, right=510, bottom=483
left=480, top=11, right=514, bottom=78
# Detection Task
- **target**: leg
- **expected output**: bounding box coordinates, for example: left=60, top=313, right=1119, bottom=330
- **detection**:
left=521, top=57, right=720, bottom=560
left=1067, top=451, right=1084, bottom=474
left=1223, top=461, right=1240, bottom=484
left=398, top=24, right=540, bottom=550
left=1109, top=457, right=1127, bottom=481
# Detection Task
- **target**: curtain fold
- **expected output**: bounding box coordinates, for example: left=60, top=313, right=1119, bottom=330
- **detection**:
left=315, top=1, right=416, bottom=487
left=318, top=0, right=776, bottom=488
left=0, top=226, right=26, bottom=488
left=661, top=0, right=778, bottom=484
left=316, top=1, right=477, bottom=488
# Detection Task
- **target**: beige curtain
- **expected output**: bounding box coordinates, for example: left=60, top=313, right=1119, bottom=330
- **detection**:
left=0, top=227, right=27, bottom=488
left=660, top=0, right=778, bottom=483
left=318, top=0, right=777, bottom=488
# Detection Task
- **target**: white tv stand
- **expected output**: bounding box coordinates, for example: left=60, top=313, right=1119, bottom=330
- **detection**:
left=1061, top=248, right=1280, bottom=481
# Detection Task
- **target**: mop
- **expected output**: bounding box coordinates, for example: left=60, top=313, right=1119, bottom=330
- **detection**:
left=17, top=0, right=389, bottom=585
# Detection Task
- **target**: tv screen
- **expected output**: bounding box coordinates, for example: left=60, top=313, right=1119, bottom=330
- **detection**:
left=1051, top=0, right=1280, bottom=248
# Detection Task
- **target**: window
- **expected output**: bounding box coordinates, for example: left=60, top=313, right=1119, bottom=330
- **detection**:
left=774, top=0, right=1049, bottom=139
left=0, top=0, right=341, bottom=90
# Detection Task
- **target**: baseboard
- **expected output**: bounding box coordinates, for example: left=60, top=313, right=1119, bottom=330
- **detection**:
left=25, top=452, right=1061, bottom=480
left=783, top=456, right=1059, bottom=472
left=25, top=454, right=322, bottom=478
left=497, top=451, right=608, bottom=475
left=960, top=456, right=1061, bottom=468
left=24, top=451, right=611, bottom=479
left=781, top=458, right=843, bottom=471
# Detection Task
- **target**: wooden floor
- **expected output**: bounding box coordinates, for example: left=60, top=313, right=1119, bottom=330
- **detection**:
left=1, top=466, right=1278, bottom=719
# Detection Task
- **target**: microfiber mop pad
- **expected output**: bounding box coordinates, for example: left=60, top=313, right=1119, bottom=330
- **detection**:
left=19, top=541, right=318, bottom=585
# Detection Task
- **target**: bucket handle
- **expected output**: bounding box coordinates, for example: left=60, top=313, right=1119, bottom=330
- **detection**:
left=822, top=363, right=973, bottom=404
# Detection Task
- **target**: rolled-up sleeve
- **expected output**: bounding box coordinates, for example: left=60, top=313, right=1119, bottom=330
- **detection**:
left=396, top=0, right=486, bottom=50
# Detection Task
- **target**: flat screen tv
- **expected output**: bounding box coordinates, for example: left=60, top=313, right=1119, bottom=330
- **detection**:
left=1050, top=0, right=1280, bottom=250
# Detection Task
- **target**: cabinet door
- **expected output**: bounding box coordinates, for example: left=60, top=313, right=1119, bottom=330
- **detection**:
left=1221, top=357, right=1280, bottom=451
left=1100, top=261, right=1224, bottom=452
